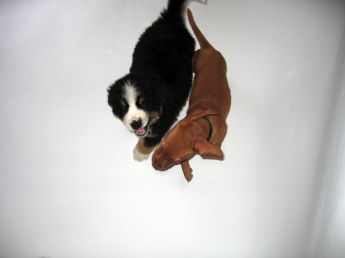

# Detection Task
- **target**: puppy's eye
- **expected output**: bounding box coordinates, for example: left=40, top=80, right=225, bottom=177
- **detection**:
left=120, top=99, right=128, bottom=112
left=137, top=97, right=146, bottom=108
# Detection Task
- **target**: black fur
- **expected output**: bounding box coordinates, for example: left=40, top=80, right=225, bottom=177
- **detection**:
left=108, top=0, right=195, bottom=148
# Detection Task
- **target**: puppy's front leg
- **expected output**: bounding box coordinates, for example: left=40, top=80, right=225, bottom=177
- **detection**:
left=133, top=138, right=155, bottom=162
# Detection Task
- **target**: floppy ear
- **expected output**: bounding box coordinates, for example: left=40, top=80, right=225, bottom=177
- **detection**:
left=194, top=138, right=223, bottom=159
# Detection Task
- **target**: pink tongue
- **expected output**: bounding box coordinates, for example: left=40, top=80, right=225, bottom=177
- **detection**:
left=136, top=127, right=147, bottom=136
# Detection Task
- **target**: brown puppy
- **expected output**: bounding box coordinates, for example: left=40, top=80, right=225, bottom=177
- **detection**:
left=152, top=9, right=231, bottom=182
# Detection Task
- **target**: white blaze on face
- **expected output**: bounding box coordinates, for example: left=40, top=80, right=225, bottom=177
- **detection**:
left=122, top=82, right=148, bottom=132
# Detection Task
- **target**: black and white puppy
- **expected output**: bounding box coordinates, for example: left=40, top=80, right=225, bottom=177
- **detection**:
left=108, top=0, right=196, bottom=161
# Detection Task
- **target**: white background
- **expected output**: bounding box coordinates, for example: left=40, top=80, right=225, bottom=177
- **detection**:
left=1, top=0, right=345, bottom=257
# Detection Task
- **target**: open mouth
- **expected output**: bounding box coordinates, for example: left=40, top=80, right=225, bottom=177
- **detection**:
left=133, top=116, right=159, bottom=138
left=135, top=126, right=148, bottom=137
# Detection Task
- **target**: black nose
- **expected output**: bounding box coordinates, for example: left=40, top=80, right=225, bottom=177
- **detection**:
left=131, top=119, right=142, bottom=130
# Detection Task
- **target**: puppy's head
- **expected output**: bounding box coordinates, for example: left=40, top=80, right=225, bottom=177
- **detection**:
left=152, top=119, right=195, bottom=170
left=107, top=74, right=162, bottom=137
left=152, top=108, right=224, bottom=171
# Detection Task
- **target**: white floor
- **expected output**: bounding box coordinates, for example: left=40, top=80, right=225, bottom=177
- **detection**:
left=1, top=0, right=345, bottom=257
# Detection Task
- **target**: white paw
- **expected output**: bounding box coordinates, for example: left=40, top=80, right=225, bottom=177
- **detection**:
left=133, top=146, right=149, bottom=162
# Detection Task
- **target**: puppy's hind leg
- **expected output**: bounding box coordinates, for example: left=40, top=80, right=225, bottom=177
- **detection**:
left=133, top=138, right=155, bottom=162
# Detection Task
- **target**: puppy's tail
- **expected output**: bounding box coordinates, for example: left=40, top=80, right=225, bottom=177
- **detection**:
left=187, top=8, right=213, bottom=49
left=166, top=0, right=187, bottom=15
left=165, top=0, right=206, bottom=21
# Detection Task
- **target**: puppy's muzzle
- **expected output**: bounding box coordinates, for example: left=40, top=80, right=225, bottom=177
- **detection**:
left=152, top=153, right=174, bottom=171
left=152, top=155, right=162, bottom=170
left=130, top=118, right=142, bottom=130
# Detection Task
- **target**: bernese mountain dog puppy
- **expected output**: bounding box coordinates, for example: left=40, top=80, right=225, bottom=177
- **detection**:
left=108, top=0, right=196, bottom=162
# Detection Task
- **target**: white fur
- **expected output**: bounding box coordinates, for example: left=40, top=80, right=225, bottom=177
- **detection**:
left=133, top=146, right=150, bottom=162
left=122, top=82, right=148, bottom=132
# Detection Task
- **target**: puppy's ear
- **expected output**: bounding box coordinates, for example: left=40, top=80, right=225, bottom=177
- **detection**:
left=107, top=74, right=131, bottom=108
left=194, top=138, right=223, bottom=159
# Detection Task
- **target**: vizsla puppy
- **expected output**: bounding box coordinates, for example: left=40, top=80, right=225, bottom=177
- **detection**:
left=152, top=9, right=231, bottom=182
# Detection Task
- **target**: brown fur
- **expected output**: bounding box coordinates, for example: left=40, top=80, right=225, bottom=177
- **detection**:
left=152, top=9, right=231, bottom=182
left=136, top=138, right=156, bottom=155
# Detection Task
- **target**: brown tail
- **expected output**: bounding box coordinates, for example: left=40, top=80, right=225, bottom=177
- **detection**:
left=187, top=8, right=212, bottom=49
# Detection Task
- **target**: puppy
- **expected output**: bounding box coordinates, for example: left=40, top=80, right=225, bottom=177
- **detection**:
left=107, top=0, right=197, bottom=162
left=152, top=9, right=231, bottom=182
